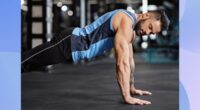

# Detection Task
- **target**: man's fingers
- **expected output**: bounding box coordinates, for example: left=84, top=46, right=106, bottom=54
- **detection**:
left=135, top=99, right=151, bottom=105
left=140, top=90, right=152, bottom=95
left=142, top=100, right=151, bottom=105
left=135, top=90, right=143, bottom=95
left=143, top=91, right=152, bottom=95
left=125, top=97, right=151, bottom=105
left=135, top=89, right=152, bottom=95
left=136, top=91, right=143, bottom=95
left=134, top=89, right=141, bottom=95
left=135, top=101, right=143, bottom=105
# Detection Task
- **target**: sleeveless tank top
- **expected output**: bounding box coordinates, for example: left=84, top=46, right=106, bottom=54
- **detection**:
left=70, top=9, right=137, bottom=63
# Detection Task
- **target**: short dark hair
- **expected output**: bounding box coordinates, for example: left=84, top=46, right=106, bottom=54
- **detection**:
left=150, top=10, right=170, bottom=31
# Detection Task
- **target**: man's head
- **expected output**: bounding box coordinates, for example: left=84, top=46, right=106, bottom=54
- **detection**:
left=135, top=10, right=170, bottom=36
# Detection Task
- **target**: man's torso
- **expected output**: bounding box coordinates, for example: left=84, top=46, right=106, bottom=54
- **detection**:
left=70, top=9, right=137, bottom=63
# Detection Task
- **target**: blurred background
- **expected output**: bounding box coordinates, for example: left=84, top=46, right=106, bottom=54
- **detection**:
left=21, top=0, right=179, bottom=64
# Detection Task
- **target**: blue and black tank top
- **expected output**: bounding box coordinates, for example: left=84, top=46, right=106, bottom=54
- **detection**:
left=70, top=9, right=137, bottom=63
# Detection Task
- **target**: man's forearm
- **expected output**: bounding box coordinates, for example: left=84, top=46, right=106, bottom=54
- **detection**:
left=116, top=62, right=131, bottom=99
left=130, top=72, right=135, bottom=88
left=129, top=44, right=135, bottom=89
left=130, top=59, right=135, bottom=88
left=114, top=41, right=132, bottom=100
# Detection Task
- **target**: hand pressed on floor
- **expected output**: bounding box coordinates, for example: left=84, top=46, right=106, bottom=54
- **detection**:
left=125, top=96, right=151, bottom=105
left=131, top=87, right=152, bottom=96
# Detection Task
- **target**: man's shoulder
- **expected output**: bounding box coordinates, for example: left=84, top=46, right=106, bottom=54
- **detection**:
left=114, top=11, right=134, bottom=27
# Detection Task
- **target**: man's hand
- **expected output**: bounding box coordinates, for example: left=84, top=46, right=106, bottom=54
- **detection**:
left=124, top=96, right=151, bottom=105
left=131, top=87, right=152, bottom=96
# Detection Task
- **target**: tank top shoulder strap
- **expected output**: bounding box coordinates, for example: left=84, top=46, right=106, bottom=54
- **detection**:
left=120, top=9, right=137, bottom=28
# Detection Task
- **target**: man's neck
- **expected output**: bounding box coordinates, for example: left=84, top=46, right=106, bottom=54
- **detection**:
left=127, top=10, right=145, bottom=24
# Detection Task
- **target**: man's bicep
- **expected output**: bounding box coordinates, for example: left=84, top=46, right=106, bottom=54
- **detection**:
left=113, top=16, right=133, bottom=66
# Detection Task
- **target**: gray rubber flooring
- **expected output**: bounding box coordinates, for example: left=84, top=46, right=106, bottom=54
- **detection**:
left=22, top=55, right=178, bottom=110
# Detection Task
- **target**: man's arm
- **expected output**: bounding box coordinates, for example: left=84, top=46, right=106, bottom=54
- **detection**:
left=114, top=35, right=131, bottom=101
left=129, top=42, right=152, bottom=96
left=114, top=32, right=150, bottom=105
left=113, top=14, right=151, bottom=105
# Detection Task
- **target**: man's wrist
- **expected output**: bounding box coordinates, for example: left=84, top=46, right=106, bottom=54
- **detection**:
left=123, top=94, right=132, bottom=101
left=122, top=90, right=132, bottom=98
left=130, top=80, right=135, bottom=87
left=130, top=84, right=136, bottom=92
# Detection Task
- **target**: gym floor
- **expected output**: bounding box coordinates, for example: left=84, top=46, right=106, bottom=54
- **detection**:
left=22, top=54, right=178, bottom=110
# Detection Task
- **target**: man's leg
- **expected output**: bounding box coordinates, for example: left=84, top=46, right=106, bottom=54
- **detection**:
left=22, top=30, right=72, bottom=72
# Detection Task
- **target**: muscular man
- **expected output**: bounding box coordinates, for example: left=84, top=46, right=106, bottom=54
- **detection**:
left=22, top=9, right=170, bottom=105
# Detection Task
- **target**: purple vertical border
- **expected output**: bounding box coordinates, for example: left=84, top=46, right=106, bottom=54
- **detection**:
left=180, top=0, right=200, bottom=110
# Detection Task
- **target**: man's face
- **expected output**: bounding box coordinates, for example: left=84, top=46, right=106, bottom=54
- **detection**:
left=135, top=18, right=161, bottom=36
